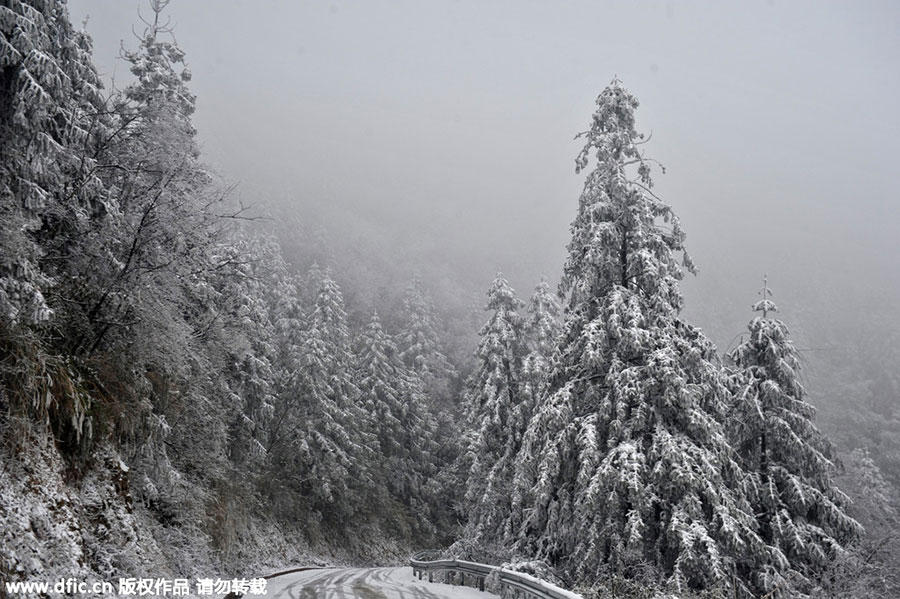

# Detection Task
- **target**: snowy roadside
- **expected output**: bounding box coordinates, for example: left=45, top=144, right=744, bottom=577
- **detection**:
left=260, top=566, right=499, bottom=599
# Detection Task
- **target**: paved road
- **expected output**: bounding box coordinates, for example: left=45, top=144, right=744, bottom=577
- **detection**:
left=263, top=566, right=497, bottom=599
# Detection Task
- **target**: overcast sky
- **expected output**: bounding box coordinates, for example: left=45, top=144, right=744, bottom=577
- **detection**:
left=68, top=0, right=900, bottom=345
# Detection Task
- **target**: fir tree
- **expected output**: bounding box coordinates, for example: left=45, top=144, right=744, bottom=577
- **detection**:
left=358, top=311, right=408, bottom=468
left=0, top=0, right=111, bottom=325
left=120, top=0, right=195, bottom=133
left=728, top=277, right=861, bottom=594
left=214, top=232, right=286, bottom=467
left=279, top=267, right=373, bottom=517
left=506, top=278, right=561, bottom=541
left=61, top=0, right=216, bottom=360
left=512, top=80, right=762, bottom=596
left=261, top=266, right=362, bottom=516
left=398, top=276, right=457, bottom=402
left=464, top=273, right=527, bottom=545
left=520, top=277, right=562, bottom=422
left=356, top=311, right=437, bottom=511
left=264, top=261, right=305, bottom=457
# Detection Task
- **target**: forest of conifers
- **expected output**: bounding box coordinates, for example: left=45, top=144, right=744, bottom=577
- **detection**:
left=1, top=2, right=898, bottom=598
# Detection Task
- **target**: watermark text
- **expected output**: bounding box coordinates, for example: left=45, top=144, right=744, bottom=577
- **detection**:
left=4, top=576, right=267, bottom=596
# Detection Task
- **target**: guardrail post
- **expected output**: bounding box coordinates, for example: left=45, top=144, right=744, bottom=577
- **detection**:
left=478, top=576, right=485, bottom=592
left=428, top=572, right=433, bottom=583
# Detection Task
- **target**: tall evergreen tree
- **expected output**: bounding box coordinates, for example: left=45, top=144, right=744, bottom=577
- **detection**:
left=265, top=261, right=307, bottom=458
left=728, top=277, right=860, bottom=594
left=274, top=267, right=372, bottom=518
left=214, top=232, right=285, bottom=467
left=511, top=80, right=762, bottom=595
left=119, top=0, right=195, bottom=133
left=356, top=311, right=437, bottom=511
left=506, top=278, right=561, bottom=541
left=398, top=276, right=457, bottom=402
left=0, top=0, right=111, bottom=326
left=58, top=0, right=218, bottom=364
left=520, top=277, right=562, bottom=417
left=464, top=273, right=527, bottom=544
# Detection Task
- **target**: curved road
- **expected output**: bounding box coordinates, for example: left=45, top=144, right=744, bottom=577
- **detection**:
left=263, top=566, right=498, bottom=599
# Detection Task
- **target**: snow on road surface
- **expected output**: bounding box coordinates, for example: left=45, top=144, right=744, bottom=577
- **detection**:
left=262, top=566, right=499, bottom=599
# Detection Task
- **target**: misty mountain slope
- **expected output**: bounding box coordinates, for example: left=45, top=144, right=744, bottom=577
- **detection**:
left=0, top=431, right=400, bottom=589
left=0, top=0, right=458, bottom=587
left=2, top=2, right=900, bottom=599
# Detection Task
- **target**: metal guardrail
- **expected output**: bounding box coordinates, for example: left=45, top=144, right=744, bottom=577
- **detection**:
left=409, top=554, right=583, bottom=599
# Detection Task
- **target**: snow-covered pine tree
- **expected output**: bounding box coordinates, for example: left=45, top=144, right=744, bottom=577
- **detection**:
left=58, top=1, right=239, bottom=490
left=275, top=267, right=373, bottom=519
left=727, top=277, right=861, bottom=595
left=0, top=0, right=121, bottom=462
left=520, top=277, right=562, bottom=420
left=356, top=311, right=438, bottom=512
left=512, top=79, right=762, bottom=595
left=266, top=260, right=308, bottom=455
left=463, top=273, right=527, bottom=547
left=120, top=0, right=195, bottom=136
left=0, top=0, right=111, bottom=326
left=60, top=0, right=217, bottom=362
left=505, top=278, right=561, bottom=541
left=358, top=311, right=407, bottom=474
left=212, top=232, right=287, bottom=467
left=398, top=276, right=457, bottom=403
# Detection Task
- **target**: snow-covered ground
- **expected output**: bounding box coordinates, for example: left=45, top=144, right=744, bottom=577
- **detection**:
left=263, top=566, right=499, bottom=599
